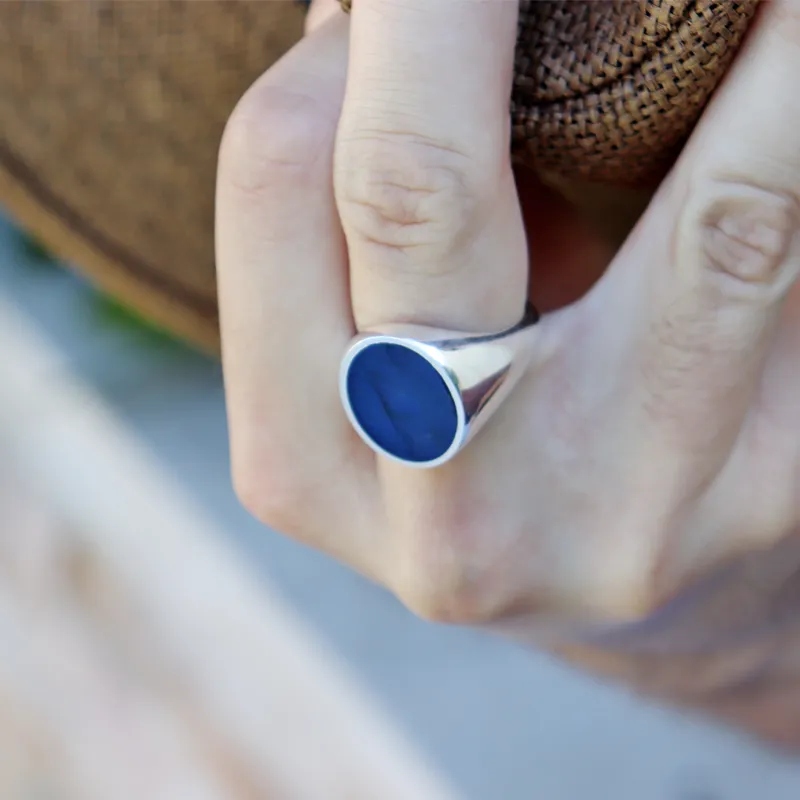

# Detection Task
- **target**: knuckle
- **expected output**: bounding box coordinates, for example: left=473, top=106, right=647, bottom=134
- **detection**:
left=592, top=571, right=661, bottom=624
left=397, top=571, right=495, bottom=625
left=220, top=82, right=332, bottom=197
left=391, top=514, right=513, bottom=625
left=231, top=455, right=306, bottom=534
left=335, top=131, right=489, bottom=262
left=687, top=180, right=799, bottom=297
left=570, top=509, right=667, bottom=622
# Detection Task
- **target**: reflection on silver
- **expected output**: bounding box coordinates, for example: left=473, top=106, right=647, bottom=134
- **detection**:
left=339, top=303, right=539, bottom=468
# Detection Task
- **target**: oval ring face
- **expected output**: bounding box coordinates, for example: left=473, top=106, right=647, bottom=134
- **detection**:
left=341, top=339, right=464, bottom=466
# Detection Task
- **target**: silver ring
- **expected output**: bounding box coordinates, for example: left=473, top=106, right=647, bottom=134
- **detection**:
left=339, top=303, right=540, bottom=468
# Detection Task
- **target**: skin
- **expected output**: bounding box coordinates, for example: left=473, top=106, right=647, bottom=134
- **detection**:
left=216, top=0, right=800, bottom=746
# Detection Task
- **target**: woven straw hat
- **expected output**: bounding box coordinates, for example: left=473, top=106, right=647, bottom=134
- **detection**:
left=0, top=1, right=759, bottom=352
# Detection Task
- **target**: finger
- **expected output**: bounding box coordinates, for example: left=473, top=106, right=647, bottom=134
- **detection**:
left=335, top=0, right=527, bottom=332
left=216, top=17, right=380, bottom=569
left=585, top=2, right=800, bottom=472
left=515, top=3, right=800, bottom=614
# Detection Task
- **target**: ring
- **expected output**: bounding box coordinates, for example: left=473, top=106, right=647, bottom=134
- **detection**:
left=339, top=302, right=540, bottom=468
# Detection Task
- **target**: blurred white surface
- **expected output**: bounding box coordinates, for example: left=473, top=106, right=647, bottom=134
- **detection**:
left=2, top=215, right=800, bottom=800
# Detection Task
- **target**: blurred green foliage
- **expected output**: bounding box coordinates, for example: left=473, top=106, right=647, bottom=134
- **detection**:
left=13, top=228, right=185, bottom=350
left=14, top=230, right=59, bottom=268
left=91, top=294, right=181, bottom=349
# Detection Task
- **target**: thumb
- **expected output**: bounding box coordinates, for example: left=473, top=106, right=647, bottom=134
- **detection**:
left=334, top=0, right=527, bottom=333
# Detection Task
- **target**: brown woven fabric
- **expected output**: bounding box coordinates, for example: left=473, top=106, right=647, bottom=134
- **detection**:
left=512, top=0, right=759, bottom=184
left=0, top=1, right=760, bottom=351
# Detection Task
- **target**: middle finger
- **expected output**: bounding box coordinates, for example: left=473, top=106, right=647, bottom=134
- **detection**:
left=335, top=0, right=528, bottom=333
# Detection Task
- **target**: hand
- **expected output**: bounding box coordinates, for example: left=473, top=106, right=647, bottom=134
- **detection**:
left=216, top=0, right=800, bottom=743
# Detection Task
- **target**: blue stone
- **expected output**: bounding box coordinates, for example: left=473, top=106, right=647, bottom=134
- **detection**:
left=346, top=343, right=458, bottom=462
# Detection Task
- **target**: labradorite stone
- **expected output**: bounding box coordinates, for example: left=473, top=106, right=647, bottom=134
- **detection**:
left=346, top=343, right=458, bottom=462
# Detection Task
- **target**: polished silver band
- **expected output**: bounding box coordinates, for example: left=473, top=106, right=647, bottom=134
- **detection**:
left=339, top=302, right=539, bottom=468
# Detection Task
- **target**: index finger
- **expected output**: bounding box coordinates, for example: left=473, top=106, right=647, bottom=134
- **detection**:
left=216, top=16, right=381, bottom=571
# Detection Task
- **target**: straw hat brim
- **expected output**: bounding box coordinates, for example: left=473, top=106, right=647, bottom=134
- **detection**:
left=0, top=1, right=307, bottom=352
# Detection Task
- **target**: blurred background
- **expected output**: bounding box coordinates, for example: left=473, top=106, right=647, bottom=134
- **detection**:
left=3, top=213, right=800, bottom=799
